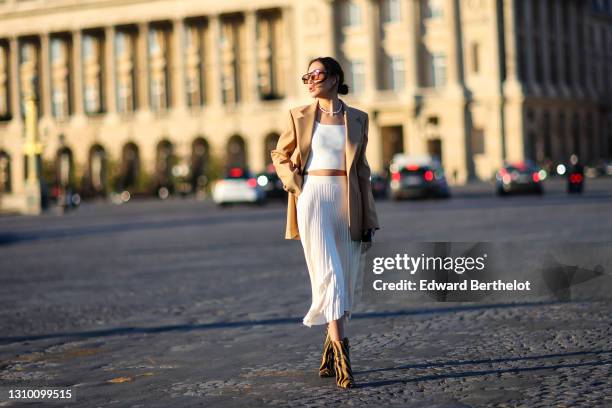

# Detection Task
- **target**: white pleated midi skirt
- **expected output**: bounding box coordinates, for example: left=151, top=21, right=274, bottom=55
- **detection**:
left=297, top=175, right=363, bottom=328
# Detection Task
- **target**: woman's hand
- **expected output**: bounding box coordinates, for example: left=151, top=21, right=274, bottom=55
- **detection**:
left=360, top=228, right=374, bottom=252
left=362, top=228, right=375, bottom=241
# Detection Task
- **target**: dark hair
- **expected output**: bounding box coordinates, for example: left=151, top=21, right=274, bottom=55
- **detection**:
left=307, top=56, right=349, bottom=95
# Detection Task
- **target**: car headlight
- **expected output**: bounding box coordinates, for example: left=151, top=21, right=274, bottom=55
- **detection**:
left=257, top=175, right=269, bottom=187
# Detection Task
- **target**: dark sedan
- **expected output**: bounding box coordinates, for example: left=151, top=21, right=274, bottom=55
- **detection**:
left=495, top=161, right=545, bottom=195
left=389, top=157, right=451, bottom=200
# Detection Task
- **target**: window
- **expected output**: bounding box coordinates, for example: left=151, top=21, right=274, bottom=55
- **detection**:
left=471, top=42, right=480, bottom=74
left=50, top=39, right=61, bottom=61
left=0, top=44, right=9, bottom=119
left=257, top=12, right=284, bottom=101
left=83, top=34, right=103, bottom=114
left=50, top=38, right=69, bottom=119
left=381, top=0, right=401, bottom=23
left=389, top=56, right=405, bottom=91
left=425, top=0, right=443, bottom=19
left=349, top=59, right=365, bottom=94
left=342, top=1, right=361, bottom=27
left=431, top=53, right=446, bottom=88
left=83, top=36, right=93, bottom=59
left=149, top=28, right=170, bottom=111
left=115, top=32, right=125, bottom=54
left=184, top=23, right=204, bottom=107
left=471, top=128, right=485, bottom=155
left=115, top=31, right=136, bottom=113
left=149, top=30, right=162, bottom=107
left=0, top=151, right=11, bottom=193
left=220, top=21, right=241, bottom=104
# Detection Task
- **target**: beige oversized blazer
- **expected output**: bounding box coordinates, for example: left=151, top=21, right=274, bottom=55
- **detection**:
left=270, top=99, right=380, bottom=241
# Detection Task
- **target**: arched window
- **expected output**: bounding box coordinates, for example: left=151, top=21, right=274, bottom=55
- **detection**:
left=0, top=150, right=11, bottom=193
left=191, top=137, right=209, bottom=190
left=264, top=133, right=279, bottom=169
left=226, top=135, right=247, bottom=169
left=120, top=142, right=140, bottom=190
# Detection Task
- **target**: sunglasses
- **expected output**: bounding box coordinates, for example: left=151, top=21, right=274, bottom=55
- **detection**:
left=301, top=69, right=328, bottom=84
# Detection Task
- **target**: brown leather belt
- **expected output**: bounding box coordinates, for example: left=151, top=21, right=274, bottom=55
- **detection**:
left=304, top=169, right=347, bottom=176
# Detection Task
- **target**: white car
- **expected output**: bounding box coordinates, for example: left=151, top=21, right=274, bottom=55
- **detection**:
left=212, top=167, right=266, bottom=206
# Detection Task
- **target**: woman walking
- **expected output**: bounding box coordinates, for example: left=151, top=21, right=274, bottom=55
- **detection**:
left=271, top=56, right=380, bottom=389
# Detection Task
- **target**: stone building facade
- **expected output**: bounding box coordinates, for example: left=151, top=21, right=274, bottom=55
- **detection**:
left=0, top=0, right=611, bottom=211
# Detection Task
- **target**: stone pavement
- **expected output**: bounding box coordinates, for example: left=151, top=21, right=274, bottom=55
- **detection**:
left=166, top=300, right=611, bottom=407
left=1, top=179, right=611, bottom=406
left=1, top=300, right=609, bottom=407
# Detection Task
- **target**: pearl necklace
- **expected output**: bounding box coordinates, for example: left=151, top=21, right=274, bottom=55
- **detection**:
left=318, top=100, right=343, bottom=115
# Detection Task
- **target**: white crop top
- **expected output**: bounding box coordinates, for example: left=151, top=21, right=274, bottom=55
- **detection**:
left=304, top=122, right=346, bottom=171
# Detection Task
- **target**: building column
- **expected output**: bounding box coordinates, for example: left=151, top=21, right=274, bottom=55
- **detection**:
left=446, top=0, right=473, bottom=183
left=40, top=32, right=52, bottom=118
left=137, top=22, right=150, bottom=111
left=568, top=1, right=582, bottom=97
left=72, top=29, right=84, bottom=116
left=9, top=37, right=20, bottom=122
left=209, top=14, right=223, bottom=108
left=445, top=0, right=466, bottom=95
left=244, top=9, right=260, bottom=105
left=554, top=0, right=568, bottom=97
left=539, top=0, right=552, bottom=96
left=172, top=17, right=186, bottom=111
left=280, top=6, right=295, bottom=99
left=404, top=0, right=420, bottom=95
left=502, top=0, right=523, bottom=97
left=104, top=26, right=117, bottom=114
left=489, top=0, right=506, bottom=167
left=581, top=5, right=596, bottom=98
left=364, top=0, right=379, bottom=97
left=524, top=0, right=537, bottom=94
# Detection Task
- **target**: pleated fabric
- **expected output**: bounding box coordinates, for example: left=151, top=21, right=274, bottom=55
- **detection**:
left=297, top=175, right=363, bottom=328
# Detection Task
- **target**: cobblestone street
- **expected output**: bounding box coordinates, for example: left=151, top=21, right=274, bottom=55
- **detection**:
left=1, top=179, right=611, bottom=407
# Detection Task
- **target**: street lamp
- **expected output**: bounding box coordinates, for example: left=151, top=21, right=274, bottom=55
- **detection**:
left=22, top=93, right=46, bottom=214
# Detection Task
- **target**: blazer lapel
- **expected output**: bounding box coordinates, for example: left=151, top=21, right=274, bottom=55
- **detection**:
left=344, top=106, right=361, bottom=173
left=296, top=101, right=317, bottom=173
left=296, top=99, right=363, bottom=173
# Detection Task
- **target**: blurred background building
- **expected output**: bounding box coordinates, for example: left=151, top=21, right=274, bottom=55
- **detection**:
left=0, top=0, right=611, bottom=212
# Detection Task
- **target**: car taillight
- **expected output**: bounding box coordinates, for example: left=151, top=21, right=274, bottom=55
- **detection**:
left=532, top=172, right=540, bottom=182
left=569, top=174, right=583, bottom=183
left=391, top=171, right=401, bottom=181
left=229, top=168, right=243, bottom=177
left=247, top=178, right=257, bottom=187
left=424, top=170, right=434, bottom=181
left=406, top=164, right=419, bottom=171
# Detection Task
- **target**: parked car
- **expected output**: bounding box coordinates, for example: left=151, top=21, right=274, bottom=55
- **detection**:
left=370, top=172, right=389, bottom=199
left=388, top=154, right=451, bottom=200
left=256, top=164, right=287, bottom=200
left=495, top=161, right=545, bottom=196
left=600, top=160, right=612, bottom=176
left=566, top=154, right=585, bottom=194
left=212, top=167, right=266, bottom=206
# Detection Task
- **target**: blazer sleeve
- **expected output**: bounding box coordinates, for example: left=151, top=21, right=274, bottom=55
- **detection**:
left=270, top=110, right=303, bottom=196
left=357, top=113, right=380, bottom=231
